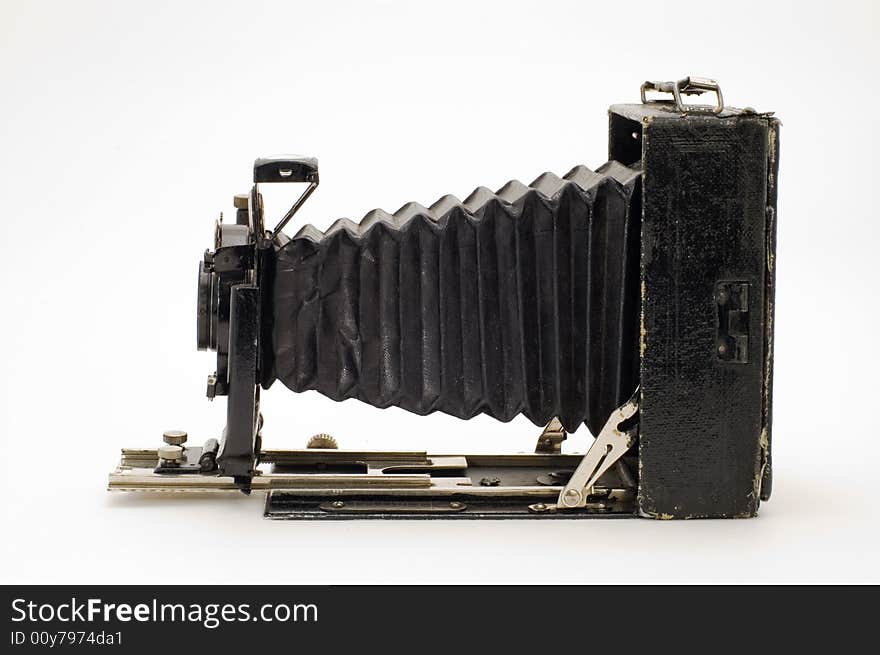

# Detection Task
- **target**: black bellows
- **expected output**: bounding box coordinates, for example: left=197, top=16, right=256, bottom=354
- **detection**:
left=270, top=161, right=641, bottom=435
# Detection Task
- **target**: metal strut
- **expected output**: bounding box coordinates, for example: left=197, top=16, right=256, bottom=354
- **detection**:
left=555, top=387, right=640, bottom=509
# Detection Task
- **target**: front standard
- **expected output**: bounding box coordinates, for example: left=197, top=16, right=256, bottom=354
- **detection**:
left=109, top=78, right=781, bottom=520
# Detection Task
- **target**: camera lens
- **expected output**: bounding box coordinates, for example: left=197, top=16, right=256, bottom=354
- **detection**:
left=196, top=257, right=217, bottom=351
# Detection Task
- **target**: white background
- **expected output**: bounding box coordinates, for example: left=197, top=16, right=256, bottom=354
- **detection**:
left=1, top=0, right=877, bottom=584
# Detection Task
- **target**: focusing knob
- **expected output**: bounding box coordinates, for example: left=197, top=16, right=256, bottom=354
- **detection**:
left=306, top=434, right=338, bottom=449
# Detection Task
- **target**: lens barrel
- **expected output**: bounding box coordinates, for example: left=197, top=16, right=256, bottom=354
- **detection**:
left=196, top=255, right=217, bottom=351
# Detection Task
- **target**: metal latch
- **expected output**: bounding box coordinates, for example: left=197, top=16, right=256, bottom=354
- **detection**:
left=716, top=281, right=749, bottom=363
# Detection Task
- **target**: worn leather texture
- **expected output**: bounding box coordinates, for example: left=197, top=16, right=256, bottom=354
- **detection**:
left=269, top=163, right=641, bottom=434
left=632, top=108, right=779, bottom=518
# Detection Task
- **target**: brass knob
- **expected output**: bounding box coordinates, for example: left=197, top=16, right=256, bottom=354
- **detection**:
left=163, top=429, right=188, bottom=446
left=157, top=444, right=184, bottom=463
left=306, top=434, right=338, bottom=449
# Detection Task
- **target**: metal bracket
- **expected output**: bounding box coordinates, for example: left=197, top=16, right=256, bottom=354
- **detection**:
left=215, top=284, right=260, bottom=490
left=641, top=77, right=724, bottom=114
left=251, top=155, right=320, bottom=240
left=554, top=388, right=639, bottom=509
left=535, top=418, right=567, bottom=454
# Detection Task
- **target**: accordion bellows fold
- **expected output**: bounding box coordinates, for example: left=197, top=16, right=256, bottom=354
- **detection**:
left=270, top=161, right=641, bottom=435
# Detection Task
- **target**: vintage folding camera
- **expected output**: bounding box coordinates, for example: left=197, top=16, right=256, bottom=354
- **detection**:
left=110, top=78, right=780, bottom=519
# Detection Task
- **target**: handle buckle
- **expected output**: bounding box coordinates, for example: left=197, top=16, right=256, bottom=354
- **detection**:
left=641, top=77, right=724, bottom=114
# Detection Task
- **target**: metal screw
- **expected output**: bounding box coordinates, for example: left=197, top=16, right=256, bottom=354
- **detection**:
left=562, top=489, right=582, bottom=507
left=163, top=429, right=188, bottom=446
left=449, top=501, right=464, bottom=509
left=549, top=470, right=574, bottom=483
left=233, top=193, right=249, bottom=210
left=529, top=503, right=549, bottom=513
left=331, top=500, right=345, bottom=509
left=480, top=477, right=501, bottom=487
